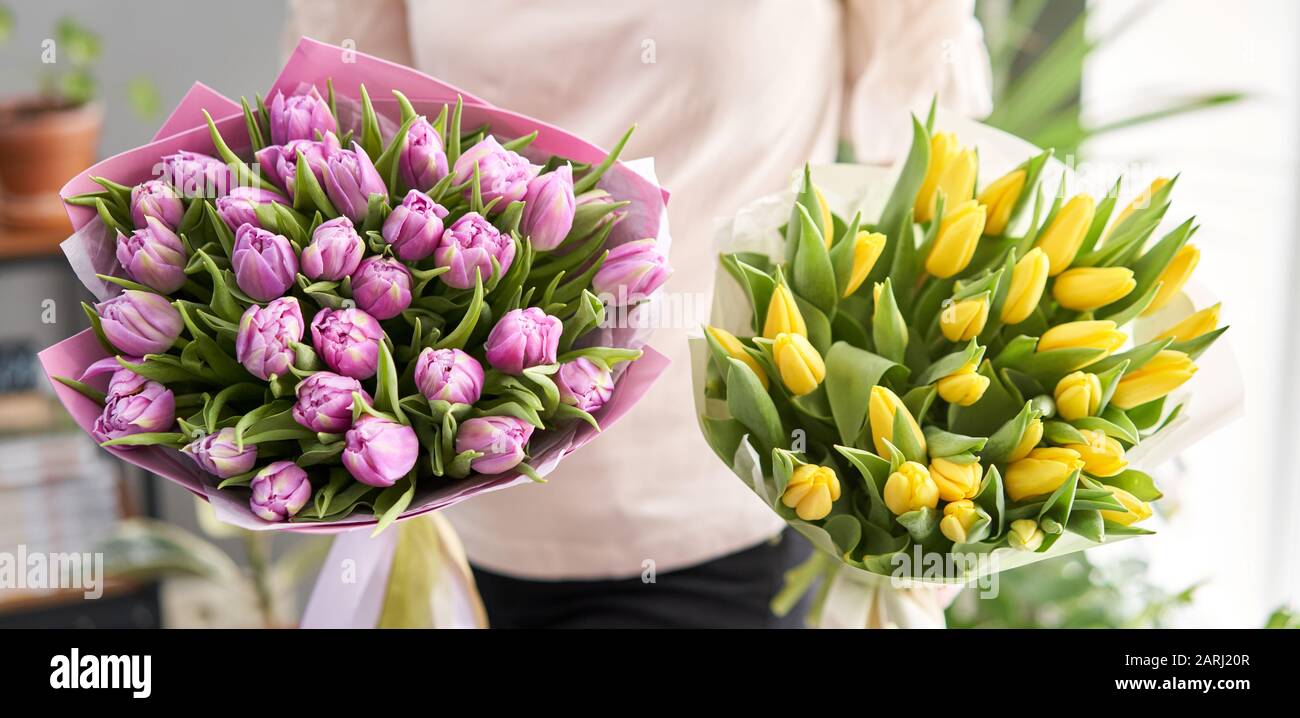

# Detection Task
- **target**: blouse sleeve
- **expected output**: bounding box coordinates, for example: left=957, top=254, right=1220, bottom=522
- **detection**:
left=282, top=0, right=414, bottom=67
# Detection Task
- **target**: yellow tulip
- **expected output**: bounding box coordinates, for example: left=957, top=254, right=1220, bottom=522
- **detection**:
left=868, top=385, right=927, bottom=460
left=930, top=457, right=982, bottom=502
left=1054, top=371, right=1102, bottom=421
left=843, top=231, right=886, bottom=298
left=781, top=464, right=841, bottom=521
left=1007, top=519, right=1045, bottom=551
left=1052, top=267, right=1136, bottom=311
left=1005, top=447, right=1084, bottom=501
left=883, top=461, right=940, bottom=515
left=977, top=168, right=1026, bottom=236
left=915, top=132, right=977, bottom=223
left=1155, top=303, right=1220, bottom=342
left=1001, top=247, right=1050, bottom=324
left=1037, top=320, right=1127, bottom=359
left=1142, top=244, right=1200, bottom=316
left=936, top=360, right=989, bottom=406
left=763, top=283, right=807, bottom=339
left=1109, top=177, right=1170, bottom=237
left=939, top=500, right=983, bottom=543
left=773, top=332, right=825, bottom=396
left=1100, top=486, right=1153, bottom=525
left=705, top=325, right=769, bottom=391
left=925, top=199, right=986, bottom=278
left=1008, top=417, right=1043, bottom=462
left=1064, top=429, right=1128, bottom=478
left=814, top=188, right=834, bottom=248
left=1110, top=350, right=1197, bottom=409
left=940, top=296, right=989, bottom=342
left=1035, top=194, right=1096, bottom=276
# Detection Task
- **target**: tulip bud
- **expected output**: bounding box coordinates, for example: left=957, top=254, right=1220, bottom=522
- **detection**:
left=1100, top=486, right=1153, bottom=525
left=232, top=224, right=298, bottom=302
left=940, top=296, right=989, bottom=342
left=869, top=385, right=927, bottom=460
left=162, top=150, right=230, bottom=198
left=182, top=427, right=257, bottom=478
left=1054, top=371, right=1102, bottom=421
left=215, top=186, right=289, bottom=231
left=939, top=499, right=982, bottom=543
left=1001, top=247, right=1050, bottom=324
left=1037, top=320, right=1126, bottom=358
left=301, top=216, right=364, bottom=281
left=96, top=290, right=183, bottom=356
left=1109, top=177, right=1170, bottom=236
left=1005, top=447, right=1083, bottom=501
left=842, top=231, right=886, bottom=297
left=1007, top=519, right=1045, bottom=551
left=1064, top=429, right=1128, bottom=477
left=382, top=189, right=449, bottom=261
left=915, top=133, right=977, bottom=223
left=130, top=179, right=184, bottom=229
left=925, top=199, right=985, bottom=278
left=557, top=357, right=615, bottom=413
left=936, top=360, right=989, bottom=407
left=1035, top=194, right=1096, bottom=276
left=883, top=460, right=940, bottom=516
left=91, top=378, right=175, bottom=443
left=1110, top=350, right=1197, bottom=409
left=781, top=464, right=841, bottom=521
left=930, top=457, right=982, bottom=502
left=1008, top=416, right=1043, bottom=462
left=814, top=188, right=834, bottom=248
left=236, top=297, right=306, bottom=381
left=341, top=415, right=419, bottom=487
left=115, top=216, right=188, bottom=293
left=704, top=325, right=769, bottom=391
left=323, top=141, right=388, bottom=223
left=292, top=371, right=370, bottom=433
left=249, top=461, right=312, bottom=522
left=398, top=116, right=450, bottom=192
left=434, top=212, right=516, bottom=290
left=977, top=168, right=1026, bottom=236
left=521, top=165, right=577, bottom=251
left=414, top=348, right=484, bottom=406
left=773, top=332, right=825, bottom=396
left=484, top=307, right=562, bottom=375
left=106, top=367, right=149, bottom=399
left=455, top=416, right=534, bottom=474
left=763, top=282, right=807, bottom=339
left=452, top=136, right=540, bottom=208
left=268, top=87, right=337, bottom=145
left=1052, top=267, right=1136, bottom=311
left=1142, top=244, right=1200, bottom=316
left=255, top=134, right=338, bottom=198
left=310, top=307, right=384, bottom=380
left=352, top=256, right=413, bottom=321
left=1155, top=303, right=1220, bottom=343
left=591, top=238, right=672, bottom=305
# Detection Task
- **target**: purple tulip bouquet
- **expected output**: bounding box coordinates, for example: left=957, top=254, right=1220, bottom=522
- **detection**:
left=40, top=40, right=672, bottom=534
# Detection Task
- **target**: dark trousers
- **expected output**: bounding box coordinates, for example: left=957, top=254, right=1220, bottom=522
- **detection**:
left=471, top=529, right=813, bottom=628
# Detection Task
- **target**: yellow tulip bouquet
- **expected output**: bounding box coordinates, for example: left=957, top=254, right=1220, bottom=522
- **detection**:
left=691, top=108, right=1232, bottom=625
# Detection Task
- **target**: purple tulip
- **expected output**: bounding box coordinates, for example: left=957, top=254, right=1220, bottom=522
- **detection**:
left=592, top=238, right=672, bottom=305
left=451, top=136, right=538, bottom=209
left=413, top=348, right=484, bottom=405
left=249, top=461, right=312, bottom=522
left=292, top=371, right=371, bottom=434
left=310, top=307, right=384, bottom=380
left=382, top=190, right=448, bottom=261
left=300, top=216, right=364, bottom=281
left=342, top=415, right=419, bottom=487
left=106, top=367, right=149, bottom=399
left=91, top=378, right=175, bottom=444
left=268, top=87, right=337, bottom=145
left=182, top=427, right=258, bottom=478
left=484, top=307, right=562, bottom=375
left=433, top=212, right=515, bottom=289
left=96, top=290, right=183, bottom=356
left=232, top=224, right=298, bottom=302
left=455, top=416, right=534, bottom=475
left=235, top=297, right=305, bottom=381
left=323, top=141, right=387, bottom=223
left=351, top=256, right=412, bottom=321
left=130, top=180, right=184, bottom=230
left=255, top=134, right=339, bottom=198
left=115, top=216, right=188, bottom=293
left=557, top=357, right=614, bottom=413
left=216, top=186, right=289, bottom=231
left=521, top=165, right=576, bottom=251
left=398, top=116, right=448, bottom=192
left=161, top=150, right=231, bottom=199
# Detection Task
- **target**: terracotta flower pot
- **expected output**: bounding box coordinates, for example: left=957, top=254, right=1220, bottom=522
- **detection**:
left=0, top=98, right=102, bottom=231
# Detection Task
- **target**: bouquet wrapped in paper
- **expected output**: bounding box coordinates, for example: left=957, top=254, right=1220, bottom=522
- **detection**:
left=691, top=107, right=1240, bottom=628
